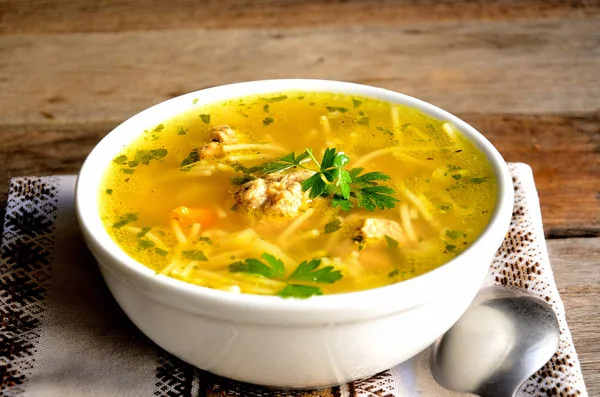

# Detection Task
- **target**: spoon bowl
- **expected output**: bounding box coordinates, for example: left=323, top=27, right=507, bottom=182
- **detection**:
left=431, top=286, right=560, bottom=397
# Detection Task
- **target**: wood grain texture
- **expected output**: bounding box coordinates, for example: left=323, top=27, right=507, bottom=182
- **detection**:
left=2, top=0, right=599, bottom=34
left=1, top=18, right=600, bottom=126
left=550, top=238, right=600, bottom=396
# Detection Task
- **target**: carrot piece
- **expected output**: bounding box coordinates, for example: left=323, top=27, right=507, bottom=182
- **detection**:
left=171, top=206, right=217, bottom=229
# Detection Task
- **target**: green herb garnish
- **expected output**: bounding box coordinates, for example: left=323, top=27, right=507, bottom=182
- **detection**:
left=263, top=104, right=270, bottom=113
left=113, top=155, right=128, bottom=165
left=263, top=117, right=274, bottom=126
left=180, top=149, right=200, bottom=171
left=278, top=284, right=322, bottom=298
left=105, top=189, right=113, bottom=195
left=197, top=237, right=212, bottom=245
left=357, top=117, right=370, bottom=126
left=235, top=148, right=398, bottom=212
left=138, top=239, right=155, bottom=249
left=445, top=230, right=463, bottom=240
left=324, top=219, right=342, bottom=234
left=178, top=127, right=187, bottom=135
left=121, top=168, right=135, bottom=174
left=352, top=99, right=362, bottom=108
left=452, top=174, right=462, bottom=180
left=263, top=95, right=288, bottom=102
left=229, top=253, right=284, bottom=279
left=199, top=114, right=211, bottom=124
left=137, top=226, right=152, bottom=238
left=112, top=213, right=138, bottom=229
left=470, top=177, right=487, bottom=184
left=153, top=124, right=164, bottom=132
left=384, top=235, right=398, bottom=249
left=326, top=106, right=348, bottom=113
left=155, top=248, right=169, bottom=256
left=182, top=250, right=208, bottom=261
left=230, top=254, right=343, bottom=298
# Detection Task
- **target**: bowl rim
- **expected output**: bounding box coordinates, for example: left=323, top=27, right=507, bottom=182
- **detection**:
left=75, top=79, right=514, bottom=321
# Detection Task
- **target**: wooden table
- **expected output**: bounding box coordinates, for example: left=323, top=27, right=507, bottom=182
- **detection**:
left=1, top=1, right=598, bottom=394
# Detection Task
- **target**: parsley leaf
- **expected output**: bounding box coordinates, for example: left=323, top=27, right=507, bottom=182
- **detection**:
left=384, top=235, right=398, bottom=249
left=200, top=114, right=211, bottom=124
left=262, top=95, right=288, bottom=102
left=138, top=239, right=155, bottom=249
left=470, top=177, right=487, bottom=184
left=263, top=117, right=274, bottom=126
left=229, top=253, right=284, bottom=279
left=324, top=219, right=342, bottom=234
left=352, top=98, right=362, bottom=108
left=288, top=259, right=342, bottom=284
left=180, top=149, right=200, bottom=171
left=112, top=213, right=138, bottom=229
left=445, top=230, right=464, bottom=240
left=357, top=186, right=398, bottom=211
left=155, top=248, right=169, bottom=256
left=182, top=250, right=208, bottom=261
left=113, top=154, right=127, bottom=165
left=137, top=226, right=152, bottom=238
left=278, top=284, right=322, bottom=299
left=326, top=106, right=348, bottom=113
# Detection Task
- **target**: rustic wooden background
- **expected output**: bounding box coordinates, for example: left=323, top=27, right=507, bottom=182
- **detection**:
left=1, top=0, right=599, bottom=394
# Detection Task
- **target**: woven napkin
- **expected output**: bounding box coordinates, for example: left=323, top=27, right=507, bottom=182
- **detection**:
left=0, top=163, right=587, bottom=397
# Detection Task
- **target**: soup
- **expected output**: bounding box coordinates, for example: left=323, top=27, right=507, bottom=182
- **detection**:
left=98, top=91, right=497, bottom=298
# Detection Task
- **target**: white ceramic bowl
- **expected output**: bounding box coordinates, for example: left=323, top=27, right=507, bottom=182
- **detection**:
left=75, top=79, right=514, bottom=389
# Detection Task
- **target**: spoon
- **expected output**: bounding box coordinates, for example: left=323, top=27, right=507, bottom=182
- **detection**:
left=431, top=286, right=560, bottom=397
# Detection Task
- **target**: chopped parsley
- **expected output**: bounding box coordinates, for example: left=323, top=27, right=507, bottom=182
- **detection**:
left=112, top=213, right=138, bottom=229
left=155, top=248, right=169, bottom=256
left=452, top=174, right=462, bottom=180
left=352, top=99, right=362, bottom=108
left=278, top=284, right=322, bottom=298
left=128, top=148, right=168, bottom=167
left=263, top=104, right=270, bottom=113
left=263, top=117, right=274, bottom=126
left=105, top=189, right=113, bottom=195
left=445, top=230, right=464, bottom=240
left=113, top=155, right=128, bottom=165
left=136, top=226, right=152, bottom=238
left=182, top=250, right=208, bottom=261
left=197, top=236, right=212, bottom=245
left=324, top=219, right=342, bottom=234
left=153, top=124, right=165, bottom=132
left=470, top=177, right=487, bottom=184
left=177, top=127, right=187, bottom=135
left=326, top=106, right=348, bottom=113
left=180, top=149, right=200, bottom=171
left=262, top=95, right=288, bottom=102
left=357, top=116, right=370, bottom=126
left=384, top=235, right=398, bottom=249
left=121, top=168, right=135, bottom=174
left=138, top=239, right=155, bottom=249
left=445, top=244, right=457, bottom=252
left=199, top=114, right=211, bottom=124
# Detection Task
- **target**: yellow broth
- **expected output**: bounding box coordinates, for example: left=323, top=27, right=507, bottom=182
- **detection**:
left=98, top=91, right=497, bottom=297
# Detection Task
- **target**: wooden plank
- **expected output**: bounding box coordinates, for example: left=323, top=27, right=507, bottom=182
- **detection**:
left=549, top=238, right=600, bottom=396
left=2, top=0, right=599, bottom=34
left=462, top=113, right=600, bottom=238
left=1, top=18, right=600, bottom=126
left=1, top=112, right=598, bottom=236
